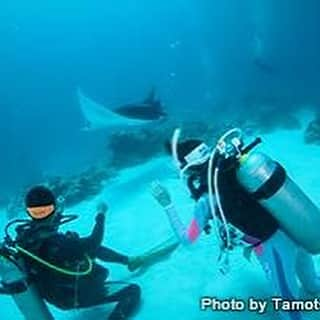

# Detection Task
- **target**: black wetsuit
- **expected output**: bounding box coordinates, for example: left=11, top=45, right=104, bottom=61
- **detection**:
left=15, top=214, right=141, bottom=319
left=217, top=167, right=279, bottom=242
left=189, top=164, right=279, bottom=242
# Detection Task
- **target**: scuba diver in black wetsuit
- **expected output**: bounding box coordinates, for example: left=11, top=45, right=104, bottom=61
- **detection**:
left=0, top=186, right=141, bottom=320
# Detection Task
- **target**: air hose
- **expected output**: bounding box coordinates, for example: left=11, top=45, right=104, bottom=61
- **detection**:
left=3, top=215, right=93, bottom=277
left=15, top=245, right=93, bottom=277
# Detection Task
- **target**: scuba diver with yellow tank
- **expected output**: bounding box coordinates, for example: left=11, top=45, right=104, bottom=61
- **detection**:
left=151, top=128, right=320, bottom=320
left=0, top=186, right=178, bottom=319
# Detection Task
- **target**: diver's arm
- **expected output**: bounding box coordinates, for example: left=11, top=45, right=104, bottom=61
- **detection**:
left=96, top=246, right=129, bottom=265
left=77, top=203, right=108, bottom=256
left=78, top=212, right=106, bottom=256
left=164, top=196, right=212, bottom=245
left=151, top=182, right=189, bottom=244
left=151, top=182, right=211, bottom=245
left=185, top=196, right=212, bottom=243
left=164, top=204, right=189, bottom=244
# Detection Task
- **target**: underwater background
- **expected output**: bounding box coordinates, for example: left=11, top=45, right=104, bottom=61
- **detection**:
left=1, top=0, right=320, bottom=319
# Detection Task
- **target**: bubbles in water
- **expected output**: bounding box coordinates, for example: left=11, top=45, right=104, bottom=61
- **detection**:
left=169, top=40, right=181, bottom=49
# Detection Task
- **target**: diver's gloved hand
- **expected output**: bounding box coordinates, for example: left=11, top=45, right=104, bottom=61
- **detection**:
left=95, top=202, right=108, bottom=224
left=96, top=202, right=108, bottom=215
left=150, top=181, right=172, bottom=208
left=127, top=256, right=146, bottom=272
left=65, top=231, right=80, bottom=240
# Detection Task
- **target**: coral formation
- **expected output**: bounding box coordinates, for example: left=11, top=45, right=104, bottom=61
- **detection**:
left=6, top=107, right=304, bottom=220
left=106, top=121, right=213, bottom=170
left=304, top=115, right=320, bottom=145
left=45, top=165, right=115, bottom=206
left=6, top=164, right=116, bottom=219
left=106, top=119, right=249, bottom=170
left=238, top=95, right=303, bottom=133
left=107, top=127, right=165, bottom=170
left=239, top=103, right=301, bottom=133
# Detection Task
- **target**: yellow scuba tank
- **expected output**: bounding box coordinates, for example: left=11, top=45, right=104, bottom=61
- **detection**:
left=0, top=246, right=54, bottom=320
left=236, top=152, right=320, bottom=254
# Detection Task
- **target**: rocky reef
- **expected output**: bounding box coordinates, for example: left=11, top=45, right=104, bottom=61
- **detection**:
left=238, top=97, right=302, bottom=134
left=6, top=107, right=304, bottom=219
left=107, top=127, right=165, bottom=170
left=245, top=111, right=301, bottom=133
left=45, top=165, right=116, bottom=206
left=106, top=118, right=251, bottom=170
left=6, top=164, right=117, bottom=219
left=106, top=121, right=208, bottom=170
left=304, top=115, right=320, bottom=145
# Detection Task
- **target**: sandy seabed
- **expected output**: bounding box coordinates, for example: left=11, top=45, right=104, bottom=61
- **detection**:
left=1, top=111, right=320, bottom=320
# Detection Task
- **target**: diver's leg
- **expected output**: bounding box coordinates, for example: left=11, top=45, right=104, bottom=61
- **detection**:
left=77, top=281, right=141, bottom=319
left=102, top=282, right=141, bottom=320
left=296, top=248, right=320, bottom=296
left=255, top=230, right=305, bottom=320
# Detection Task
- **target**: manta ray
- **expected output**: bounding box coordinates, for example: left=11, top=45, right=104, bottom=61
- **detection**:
left=77, top=88, right=167, bottom=131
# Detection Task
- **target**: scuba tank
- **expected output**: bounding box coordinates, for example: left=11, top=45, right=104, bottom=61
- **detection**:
left=213, top=128, right=320, bottom=254
left=0, top=244, right=54, bottom=320
left=237, top=151, right=320, bottom=254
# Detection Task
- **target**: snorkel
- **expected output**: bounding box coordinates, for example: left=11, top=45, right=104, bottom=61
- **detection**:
left=171, top=128, right=182, bottom=170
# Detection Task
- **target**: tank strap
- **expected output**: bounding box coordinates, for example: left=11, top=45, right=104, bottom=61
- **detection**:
left=251, top=163, right=286, bottom=200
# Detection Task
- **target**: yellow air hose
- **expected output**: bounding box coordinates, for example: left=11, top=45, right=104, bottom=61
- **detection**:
left=15, top=245, right=93, bottom=276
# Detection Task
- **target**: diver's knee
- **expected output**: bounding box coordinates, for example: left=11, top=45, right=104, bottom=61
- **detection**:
left=128, top=284, right=141, bottom=301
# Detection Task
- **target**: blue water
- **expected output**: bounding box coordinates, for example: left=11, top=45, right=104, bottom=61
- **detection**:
left=1, top=1, right=320, bottom=319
